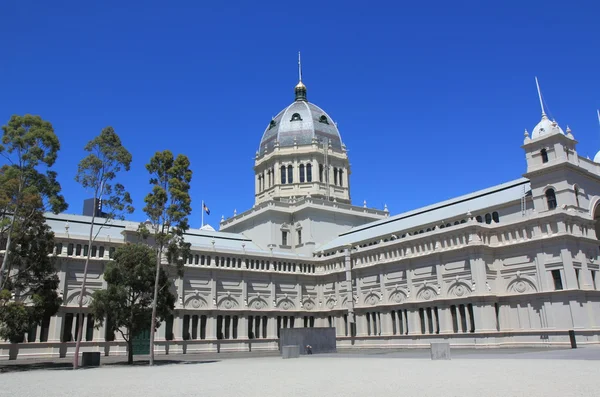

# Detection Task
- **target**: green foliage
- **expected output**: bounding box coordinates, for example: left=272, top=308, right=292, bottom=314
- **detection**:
left=0, top=196, right=61, bottom=342
left=142, top=150, right=193, bottom=274
left=89, top=243, right=175, bottom=364
left=0, top=114, right=68, bottom=214
left=75, top=126, right=134, bottom=220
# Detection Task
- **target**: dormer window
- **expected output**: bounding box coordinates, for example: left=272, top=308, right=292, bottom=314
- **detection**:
left=268, top=119, right=276, bottom=130
left=319, top=115, right=329, bottom=124
left=291, top=113, right=302, bottom=122
left=541, top=148, right=548, bottom=163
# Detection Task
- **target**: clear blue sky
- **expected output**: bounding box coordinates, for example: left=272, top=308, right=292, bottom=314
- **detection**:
left=1, top=0, right=599, bottom=228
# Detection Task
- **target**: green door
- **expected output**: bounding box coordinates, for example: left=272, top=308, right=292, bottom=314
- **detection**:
left=132, top=329, right=150, bottom=355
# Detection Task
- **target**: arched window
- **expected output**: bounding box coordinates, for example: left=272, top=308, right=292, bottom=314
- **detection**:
left=258, top=175, right=262, bottom=191
left=339, top=169, right=343, bottom=187
left=287, top=165, right=293, bottom=183
left=306, top=163, right=312, bottom=182
left=460, top=219, right=466, bottom=224
left=333, top=168, right=338, bottom=185
left=574, top=185, right=580, bottom=208
left=280, top=166, right=286, bottom=184
left=492, top=211, right=499, bottom=223
left=485, top=213, right=492, bottom=224
left=319, top=115, right=329, bottom=124
left=476, top=215, right=483, bottom=223
left=291, top=113, right=302, bottom=121
left=541, top=149, right=548, bottom=163
left=546, top=188, right=557, bottom=210
left=319, top=164, right=324, bottom=182
left=299, top=164, right=305, bottom=183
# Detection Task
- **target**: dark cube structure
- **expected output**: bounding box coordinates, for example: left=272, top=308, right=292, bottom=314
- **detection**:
left=280, top=327, right=337, bottom=355
left=81, top=352, right=101, bottom=367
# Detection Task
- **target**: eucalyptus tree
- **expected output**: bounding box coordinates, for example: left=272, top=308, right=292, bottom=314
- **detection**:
left=72, top=126, right=133, bottom=369
left=0, top=115, right=67, bottom=342
left=89, top=243, right=175, bottom=365
left=141, top=150, right=192, bottom=365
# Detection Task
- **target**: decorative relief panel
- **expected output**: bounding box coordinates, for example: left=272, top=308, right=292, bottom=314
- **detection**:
left=217, top=296, right=239, bottom=310
left=66, top=290, right=92, bottom=306
left=417, top=287, right=437, bottom=301
left=325, top=297, right=337, bottom=309
left=185, top=295, right=208, bottom=309
left=302, top=298, right=316, bottom=310
left=388, top=289, right=407, bottom=304
left=447, top=282, right=472, bottom=298
left=248, top=297, right=268, bottom=310
left=277, top=298, right=295, bottom=311
left=363, top=291, right=381, bottom=306
left=507, top=277, right=537, bottom=294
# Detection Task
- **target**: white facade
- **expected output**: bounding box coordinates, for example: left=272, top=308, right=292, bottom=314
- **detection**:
left=2, top=80, right=600, bottom=360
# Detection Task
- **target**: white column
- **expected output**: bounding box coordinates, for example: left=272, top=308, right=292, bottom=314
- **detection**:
left=407, top=309, right=420, bottom=335
left=206, top=315, right=216, bottom=339
left=438, top=306, right=453, bottom=334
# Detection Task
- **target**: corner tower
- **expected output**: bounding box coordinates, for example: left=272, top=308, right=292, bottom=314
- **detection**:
left=254, top=54, right=351, bottom=206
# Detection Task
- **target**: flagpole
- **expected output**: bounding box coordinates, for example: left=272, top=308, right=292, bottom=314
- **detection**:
left=201, top=200, right=204, bottom=228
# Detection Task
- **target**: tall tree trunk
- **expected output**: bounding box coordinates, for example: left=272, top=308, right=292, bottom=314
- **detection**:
left=128, top=339, right=133, bottom=365
left=0, top=181, right=22, bottom=290
left=0, top=213, right=16, bottom=290
left=148, top=248, right=161, bottom=366
left=73, top=205, right=97, bottom=369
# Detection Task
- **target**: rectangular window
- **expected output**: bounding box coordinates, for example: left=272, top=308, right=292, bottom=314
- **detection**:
left=55, top=243, right=63, bottom=255
left=62, top=313, right=74, bottom=342
left=183, top=315, right=190, bottom=340
left=419, top=308, right=425, bottom=334
left=575, top=268, right=581, bottom=289
left=592, top=270, right=597, bottom=290
left=76, top=244, right=82, bottom=256
left=287, top=166, right=293, bottom=183
left=86, top=314, right=94, bottom=341
left=282, top=231, right=288, bottom=246
left=83, top=245, right=89, bottom=257
left=67, top=243, right=74, bottom=256
left=40, top=315, right=51, bottom=342
left=99, top=246, right=105, bottom=258
left=91, top=245, right=97, bottom=257
left=552, top=269, right=563, bottom=290
left=297, top=230, right=302, bottom=245
left=191, top=315, right=198, bottom=340
left=165, top=315, right=174, bottom=341
left=109, top=247, right=116, bottom=259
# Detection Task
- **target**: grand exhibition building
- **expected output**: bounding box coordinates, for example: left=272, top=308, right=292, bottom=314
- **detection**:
left=2, top=73, right=600, bottom=359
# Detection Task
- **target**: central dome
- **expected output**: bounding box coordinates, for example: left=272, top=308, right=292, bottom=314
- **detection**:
left=258, top=54, right=345, bottom=156
left=258, top=98, right=343, bottom=156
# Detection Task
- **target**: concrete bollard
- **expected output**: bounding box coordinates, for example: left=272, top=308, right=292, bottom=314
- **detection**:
left=430, top=342, right=451, bottom=360
left=282, top=345, right=300, bottom=359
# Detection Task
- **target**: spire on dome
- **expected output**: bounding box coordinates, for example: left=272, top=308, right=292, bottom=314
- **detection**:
left=535, top=77, right=547, bottom=119
left=295, top=51, right=307, bottom=101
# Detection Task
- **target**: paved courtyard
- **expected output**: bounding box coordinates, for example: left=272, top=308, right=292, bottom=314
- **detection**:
left=2, top=348, right=599, bottom=396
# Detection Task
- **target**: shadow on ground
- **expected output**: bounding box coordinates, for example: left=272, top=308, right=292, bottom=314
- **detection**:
left=0, top=359, right=219, bottom=373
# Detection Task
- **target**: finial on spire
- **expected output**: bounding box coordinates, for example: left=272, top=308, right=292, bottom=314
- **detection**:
left=294, top=51, right=307, bottom=101
left=535, top=77, right=547, bottom=118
